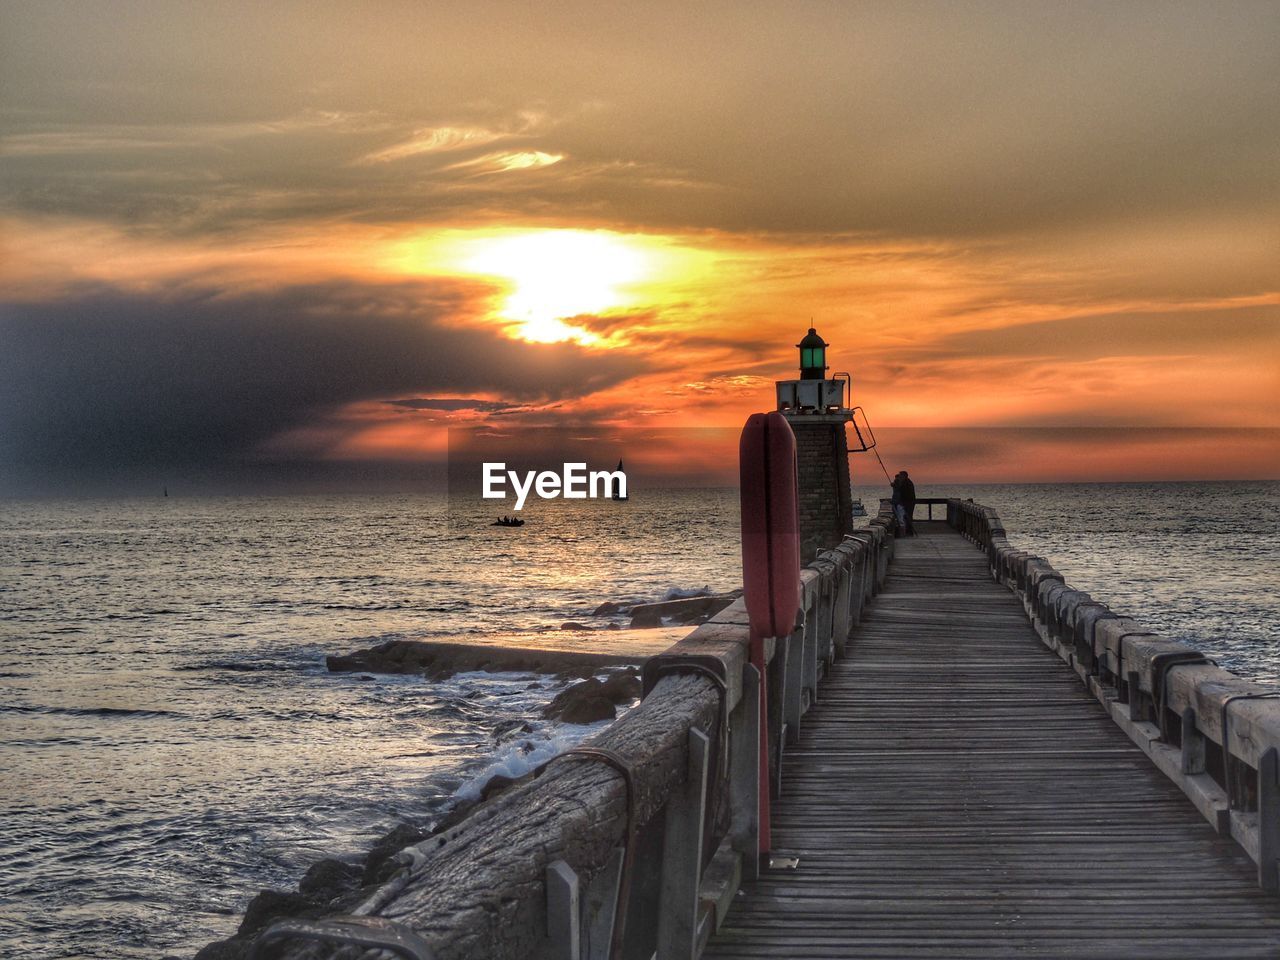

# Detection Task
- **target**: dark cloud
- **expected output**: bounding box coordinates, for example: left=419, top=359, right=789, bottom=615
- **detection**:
left=0, top=281, right=648, bottom=484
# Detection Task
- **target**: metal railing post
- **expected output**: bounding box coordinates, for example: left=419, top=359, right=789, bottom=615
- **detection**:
left=730, top=664, right=762, bottom=879
left=657, top=728, right=711, bottom=959
left=547, top=861, right=581, bottom=960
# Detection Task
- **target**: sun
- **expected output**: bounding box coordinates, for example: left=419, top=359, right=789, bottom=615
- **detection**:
left=390, top=228, right=670, bottom=344
left=384, top=226, right=719, bottom=345
left=458, top=230, right=654, bottom=343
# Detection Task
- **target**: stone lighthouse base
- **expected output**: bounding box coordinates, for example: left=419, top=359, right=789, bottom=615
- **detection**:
left=785, top=414, right=855, bottom=563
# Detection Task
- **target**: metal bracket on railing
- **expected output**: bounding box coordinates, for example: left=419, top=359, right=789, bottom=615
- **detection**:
left=1086, top=613, right=1121, bottom=675
left=248, top=914, right=435, bottom=960
left=1220, top=692, right=1280, bottom=810
left=1110, top=632, right=1159, bottom=694
left=644, top=661, right=733, bottom=868
left=1152, top=651, right=1214, bottom=737
left=644, top=660, right=730, bottom=787
left=536, top=746, right=638, bottom=960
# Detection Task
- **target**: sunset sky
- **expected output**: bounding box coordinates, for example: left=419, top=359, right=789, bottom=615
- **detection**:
left=2, top=0, right=1277, bottom=493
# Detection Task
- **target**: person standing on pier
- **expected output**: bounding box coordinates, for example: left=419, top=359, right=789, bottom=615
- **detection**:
left=892, top=471, right=918, bottom=537
left=899, top=470, right=917, bottom=536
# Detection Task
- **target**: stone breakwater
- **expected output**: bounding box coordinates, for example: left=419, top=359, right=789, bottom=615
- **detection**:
left=325, top=638, right=646, bottom=681
left=324, top=590, right=742, bottom=681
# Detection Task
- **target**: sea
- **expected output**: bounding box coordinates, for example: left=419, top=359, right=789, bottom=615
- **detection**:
left=1, top=481, right=1277, bottom=959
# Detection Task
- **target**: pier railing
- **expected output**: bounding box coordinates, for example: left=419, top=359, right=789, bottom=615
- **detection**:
left=319, top=508, right=899, bottom=960
left=913, top=496, right=951, bottom=521
left=950, top=498, right=1280, bottom=892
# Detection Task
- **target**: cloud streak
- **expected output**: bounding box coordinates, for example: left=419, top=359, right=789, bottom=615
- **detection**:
left=357, top=126, right=507, bottom=164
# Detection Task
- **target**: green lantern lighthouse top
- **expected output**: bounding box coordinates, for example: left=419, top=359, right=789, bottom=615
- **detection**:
left=776, top=324, right=849, bottom=417
left=797, top=327, right=828, bottom=380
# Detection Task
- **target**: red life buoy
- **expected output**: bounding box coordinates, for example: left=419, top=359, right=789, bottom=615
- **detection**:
left=740, top=411, right=800, bottom=639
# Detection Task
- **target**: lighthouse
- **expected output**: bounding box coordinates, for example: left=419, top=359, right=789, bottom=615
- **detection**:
left=775, top=327, right=856, bottom=562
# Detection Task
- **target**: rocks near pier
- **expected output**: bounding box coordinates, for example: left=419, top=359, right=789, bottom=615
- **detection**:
left=627, top=591, right=740, bottom=628
left=540, top=670, right=642, bottom=724
left=298, top=857, right=362, bottom=900
left=324, top=588, right=739, bottom=683
left=193, top=820, right=435, bottom=960
left=590, top=590, right=742, bottom=627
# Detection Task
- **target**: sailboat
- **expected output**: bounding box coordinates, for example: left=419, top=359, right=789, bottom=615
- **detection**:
left=613, top=459, right=628, bottom=501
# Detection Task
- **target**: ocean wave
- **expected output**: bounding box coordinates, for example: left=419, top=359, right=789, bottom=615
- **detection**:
left=453, top=725, right=602, bottom=804
left=1, top=705, right=183, bottom=719
left=174, top=660, right=305, bottom=673
left=395, top=697, right=493, bottom=724
left=319, top=602, right=415, bottom=611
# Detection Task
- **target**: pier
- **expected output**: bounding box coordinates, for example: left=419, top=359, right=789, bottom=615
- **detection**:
left=255, top=500, right=1280, bottom=960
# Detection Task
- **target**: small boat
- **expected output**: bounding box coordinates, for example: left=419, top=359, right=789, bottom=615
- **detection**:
left=492, top=516, right=525, bottom=527
left=851, top=498, right=868, bottom=518
left=612, top=459, right=628, bottom=501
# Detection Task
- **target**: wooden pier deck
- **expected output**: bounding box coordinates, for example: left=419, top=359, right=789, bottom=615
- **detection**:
left=705, top=521, right=1280, bottom=959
